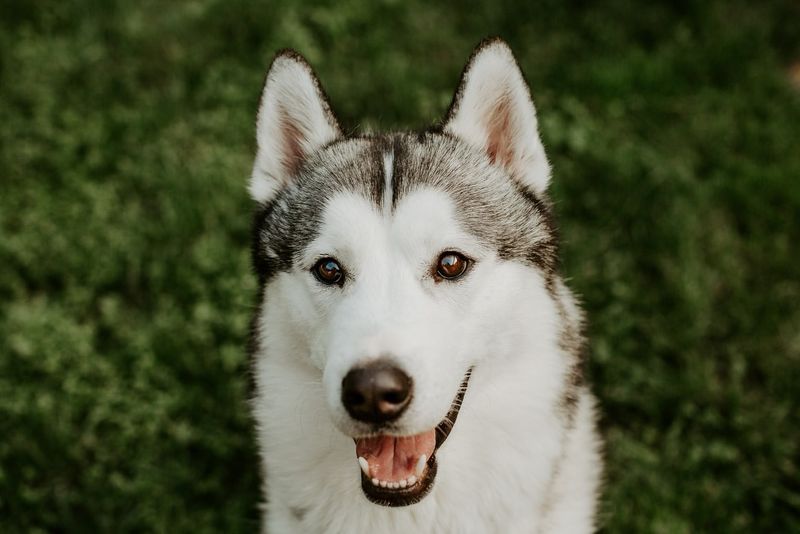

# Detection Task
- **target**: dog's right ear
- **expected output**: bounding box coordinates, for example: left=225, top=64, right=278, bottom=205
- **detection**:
left=250, top=50, right=341, bottom=204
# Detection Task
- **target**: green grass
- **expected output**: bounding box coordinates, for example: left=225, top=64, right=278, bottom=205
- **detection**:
left=1, top=1, right=799, bottom=531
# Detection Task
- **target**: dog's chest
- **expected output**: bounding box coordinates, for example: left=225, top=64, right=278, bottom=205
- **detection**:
left=267, top=489, right=543, bottom=534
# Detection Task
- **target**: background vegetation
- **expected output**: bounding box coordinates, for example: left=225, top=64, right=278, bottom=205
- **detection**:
left=1, top=0, right=799, bottom=531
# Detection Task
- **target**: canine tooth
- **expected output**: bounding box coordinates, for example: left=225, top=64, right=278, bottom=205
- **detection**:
left=371, top=478, right=379, bottom=486
left=399, top=479, right=407, bottom=488
left=358, top=456, right=370, bottom=477
left=415, top=454, right=427, bottom=476
left=408, top=475, right=417, bottom=485
left=380, top=480, right=388, bottom=488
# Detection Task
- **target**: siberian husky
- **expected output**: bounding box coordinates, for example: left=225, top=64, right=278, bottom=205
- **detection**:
left=247, top=38, right=602, bottom=533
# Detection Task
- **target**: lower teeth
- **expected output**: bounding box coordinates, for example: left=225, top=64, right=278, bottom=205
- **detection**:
left=360, top=454, right=427, bottom=489
left=371, top=475, right=417, bottom=488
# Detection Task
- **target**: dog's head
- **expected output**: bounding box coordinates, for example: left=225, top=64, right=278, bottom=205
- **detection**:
left=249, top=39, right=559, bottom=506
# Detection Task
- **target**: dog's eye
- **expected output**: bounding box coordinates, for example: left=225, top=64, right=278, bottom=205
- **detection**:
left=313, top=257, right=344, bottom=286
left=435, top=252, right=470, bottom=281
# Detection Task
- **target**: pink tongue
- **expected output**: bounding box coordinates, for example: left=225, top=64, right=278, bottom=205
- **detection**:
left=355, top=430, right=435, bottom=481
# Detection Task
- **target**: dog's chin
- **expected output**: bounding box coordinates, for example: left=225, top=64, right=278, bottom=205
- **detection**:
left=351, top=369, right=472, bottom=507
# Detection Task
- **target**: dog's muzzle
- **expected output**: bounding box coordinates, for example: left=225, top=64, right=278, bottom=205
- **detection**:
left=349, top=368, right=473, bottom=507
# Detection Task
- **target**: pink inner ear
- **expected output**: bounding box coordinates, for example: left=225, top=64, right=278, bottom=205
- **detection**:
left=484, top=93, right=516, bottom=172
left=279, top=107, right=306, bottom=177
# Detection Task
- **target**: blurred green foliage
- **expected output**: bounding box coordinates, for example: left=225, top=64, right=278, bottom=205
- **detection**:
left=1, top=0, right=799, bottom=531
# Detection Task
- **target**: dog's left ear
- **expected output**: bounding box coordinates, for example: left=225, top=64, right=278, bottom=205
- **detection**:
left=443, top=38, right=550, bottom=195
left=250, top=50, right=341, bottom=204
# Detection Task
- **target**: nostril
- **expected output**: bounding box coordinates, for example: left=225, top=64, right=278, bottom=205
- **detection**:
left=381, top=389, right=408, bottom=405
left=344, top=390, right=366, bottom=407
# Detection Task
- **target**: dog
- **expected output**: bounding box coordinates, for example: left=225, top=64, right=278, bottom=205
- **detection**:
left=247, top=37, right=602, bottom=533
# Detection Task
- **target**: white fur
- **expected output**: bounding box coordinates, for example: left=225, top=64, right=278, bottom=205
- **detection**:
left=251, top=189, right=601, bottom=533
left=444, top=40, right=551, bottom=195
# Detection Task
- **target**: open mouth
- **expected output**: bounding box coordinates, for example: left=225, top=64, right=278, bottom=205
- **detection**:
left=354, top=368, right=472, bottom=507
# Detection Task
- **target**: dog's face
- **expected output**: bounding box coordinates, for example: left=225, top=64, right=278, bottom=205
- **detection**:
left=250, top=40, right=558, bottom=506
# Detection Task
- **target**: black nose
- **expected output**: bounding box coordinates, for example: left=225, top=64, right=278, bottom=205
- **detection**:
left=341, top=361, right=412, bottom=424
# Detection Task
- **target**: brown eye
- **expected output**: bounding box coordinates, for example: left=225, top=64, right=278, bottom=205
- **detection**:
left=436, top=252, right=470, bottom=280
left=313, top=257, right=344, bottom=286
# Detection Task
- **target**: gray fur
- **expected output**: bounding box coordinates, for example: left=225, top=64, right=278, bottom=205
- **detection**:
left=251, top=133, right=557, bottom=286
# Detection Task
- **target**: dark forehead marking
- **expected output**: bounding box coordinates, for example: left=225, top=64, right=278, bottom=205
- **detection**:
left=390, top=135, right=409, bottom=210
left=389, top=132, right=558, bottom=270
left=368, top=135, right=397, bottom=208
left=310, top=133, right=398, bottom=209
left=250, top=136, right=387, bottom=285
